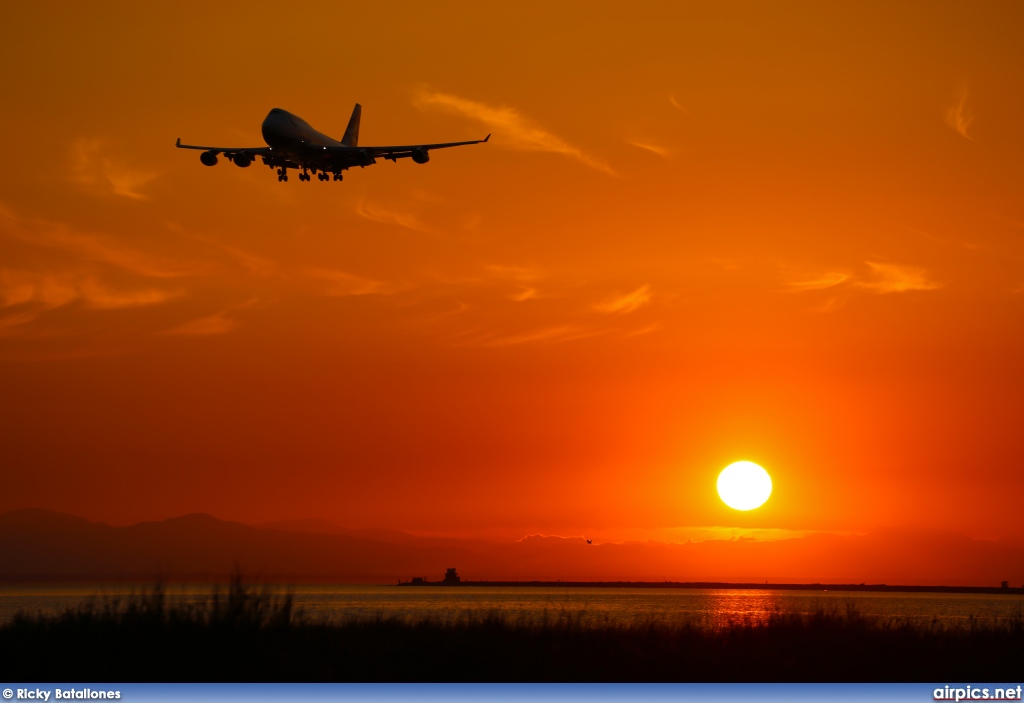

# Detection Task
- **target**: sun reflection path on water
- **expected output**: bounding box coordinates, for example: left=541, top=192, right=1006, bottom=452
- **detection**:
left=280, top=587, right=798, bottom=629
left=699, top=590, right=786, bottom=629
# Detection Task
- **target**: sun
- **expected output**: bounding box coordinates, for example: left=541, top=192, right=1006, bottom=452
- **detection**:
left=717, top=461, right=772, bottom=510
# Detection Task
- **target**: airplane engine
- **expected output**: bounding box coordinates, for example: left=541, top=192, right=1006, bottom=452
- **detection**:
left=199, top=151, right=218, bottom=167
left=411, top=148, right=430, bottom=164
left=233, top=153, right=252, bottom=168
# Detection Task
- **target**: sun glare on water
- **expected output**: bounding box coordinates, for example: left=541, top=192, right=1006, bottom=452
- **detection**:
left=717, top=461, right=773, bottom=510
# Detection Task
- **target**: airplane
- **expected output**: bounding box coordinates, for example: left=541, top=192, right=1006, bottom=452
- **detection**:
left=176, top=104, right=490, bottom=182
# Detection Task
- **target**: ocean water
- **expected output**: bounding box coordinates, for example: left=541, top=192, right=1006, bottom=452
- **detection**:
left=1, top=584, right=1021, bottom=629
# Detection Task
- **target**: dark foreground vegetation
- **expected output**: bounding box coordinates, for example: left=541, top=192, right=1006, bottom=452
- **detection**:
left=2, top=579, right=1022, bottom=681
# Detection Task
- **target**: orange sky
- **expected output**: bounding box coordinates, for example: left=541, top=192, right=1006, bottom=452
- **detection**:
left=2, top=2, right=1024, bottom=562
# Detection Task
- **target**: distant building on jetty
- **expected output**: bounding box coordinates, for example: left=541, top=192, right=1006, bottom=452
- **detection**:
left=398, top=568, right=462, bottom=586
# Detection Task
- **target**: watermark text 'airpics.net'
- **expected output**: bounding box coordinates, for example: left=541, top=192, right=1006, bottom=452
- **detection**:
left=934, top=685, right=1023, bottom=701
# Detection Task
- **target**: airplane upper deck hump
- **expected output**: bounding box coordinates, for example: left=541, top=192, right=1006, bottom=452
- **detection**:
left=342, top=104, right=361, bottom=147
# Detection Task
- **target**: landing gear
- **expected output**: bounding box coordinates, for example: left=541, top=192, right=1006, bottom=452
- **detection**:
left=275, top=167, right=341, bottom=183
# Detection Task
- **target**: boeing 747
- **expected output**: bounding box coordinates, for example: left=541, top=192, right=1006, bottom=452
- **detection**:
left=176, top=104, right=489, bottom=182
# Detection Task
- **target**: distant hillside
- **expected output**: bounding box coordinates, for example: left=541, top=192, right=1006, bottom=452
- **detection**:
left=0, top=508, right=477, bottom=583
left=1, top=509, right=1022, bottom=586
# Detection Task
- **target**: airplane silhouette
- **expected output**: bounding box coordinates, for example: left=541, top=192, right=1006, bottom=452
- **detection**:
left=586, top=539, right=593, bottom=544
left=176, top=104, right=489, bottom=182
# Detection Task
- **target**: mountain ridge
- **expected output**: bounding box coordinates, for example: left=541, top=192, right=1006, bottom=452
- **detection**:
left=1, top=509, right=1021, bottom=587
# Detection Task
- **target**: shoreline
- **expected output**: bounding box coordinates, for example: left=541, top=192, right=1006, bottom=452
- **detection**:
left=1, top=577, right=1021, bottom=596
left=396, top=580, right=1024, bottom=595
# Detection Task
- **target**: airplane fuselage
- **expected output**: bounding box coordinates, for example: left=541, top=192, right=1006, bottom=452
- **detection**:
left=261, top=108, right=345, bottom=170
left=261, top=109, right=340, bottom=151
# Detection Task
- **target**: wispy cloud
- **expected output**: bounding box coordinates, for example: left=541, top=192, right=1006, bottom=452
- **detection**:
left=808, top=296, right=847, bottom=314
left=71, top=138, right=159, bottom=200
left=162, top=311, right=238, bottom=336
left=668, top=95, right=689, bottom=114
left=477, top=324, right=599, bottom=347
left=508, top=287, right=539, bottom=302
left=0, top=205, right=195, bottom=342
left=355, top=199, right=432, bottom=233
left=594, top=285, right=652, bottom=314
left=945, top=88, right=974, bottom=140
left=304, top=268, right=403, bottom=297
left=0, top=269, right=175, bottom=310
left=218, top=244, right=281, bottom=277
left=480, top=263, right=543, bottom=301
left=0, top=270, right=78, bottom=309
left=78, top=279, right=175, bottom=309
left=625, top=322, right=660, bottom=337
left=859, top=261, right=943, bottom=293
left=0, top=310, right=38, bottom=332
left=626, top=140, right=671, bottom=159
left=413, top=89, right=615, bottom=175
left=59, top=231, right=199, bottom=279
left=0, top=209, right=202, bottom=279
left=710, top=257, right=740, bottom=272
left=785, top=262, right=941, bottom=309
left=985, top=211, right=1024, bottom=230
left=484, top=264, right=541, bottom=282
left=786, top=272, right=851, bottom=291
left=437, top=271, right=662, bottom=348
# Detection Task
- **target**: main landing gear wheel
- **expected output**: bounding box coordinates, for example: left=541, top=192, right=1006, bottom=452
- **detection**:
left=333, top=173, right=343, bottom=181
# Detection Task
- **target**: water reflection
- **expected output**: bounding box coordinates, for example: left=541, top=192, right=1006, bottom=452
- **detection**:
left=1, top=585, right=1022, bottom=629
left=700, top=590, right=785, bottom=629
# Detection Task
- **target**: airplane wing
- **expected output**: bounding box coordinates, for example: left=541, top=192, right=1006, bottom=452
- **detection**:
left=367, top=134, right=491, bottom=157
left=175, top=138, right=273, bottom=157
left=176, top=133, right=489, bottom=174
left=322, top=134, right=491, bottom=164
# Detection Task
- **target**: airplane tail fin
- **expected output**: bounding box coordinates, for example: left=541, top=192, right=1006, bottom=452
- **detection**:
left=342, top=104, right=361, bottom=147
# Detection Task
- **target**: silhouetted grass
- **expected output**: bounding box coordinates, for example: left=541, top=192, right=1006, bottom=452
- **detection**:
left=2, top=579, right=1022, bottom=681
